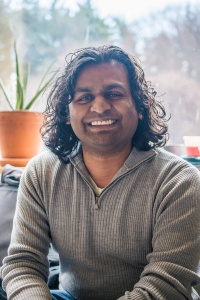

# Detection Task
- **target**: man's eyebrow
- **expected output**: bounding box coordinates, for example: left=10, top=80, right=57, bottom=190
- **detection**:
left=74, top=87, right=92, bottom=93
left=104, top=84, right=127, bottom=92
left=74, top=84, right=127, bottom=93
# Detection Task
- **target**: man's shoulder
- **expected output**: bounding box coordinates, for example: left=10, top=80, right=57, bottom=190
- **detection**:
left=23, top=150, right=67, bottom=179
left=156, top=147, right=192, bottom=165
left=129, top=147, right=188, bottom=170
left=154, top=147, right=200, bottom=179
left=29, top=149, right=60, bottom=166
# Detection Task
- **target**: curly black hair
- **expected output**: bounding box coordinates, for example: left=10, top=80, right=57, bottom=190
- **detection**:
left=41, top=45, right=169, bottom=161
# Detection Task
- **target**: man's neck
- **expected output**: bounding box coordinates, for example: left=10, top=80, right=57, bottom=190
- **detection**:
left=82, top=147, right=132, bottom=188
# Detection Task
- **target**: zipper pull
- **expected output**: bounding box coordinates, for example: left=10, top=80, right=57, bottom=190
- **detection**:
left=94, top=202, right=99, bottom=210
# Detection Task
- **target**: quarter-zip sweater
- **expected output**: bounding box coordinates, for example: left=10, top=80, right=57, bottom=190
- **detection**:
left=1, top=147, right=200, bottom=300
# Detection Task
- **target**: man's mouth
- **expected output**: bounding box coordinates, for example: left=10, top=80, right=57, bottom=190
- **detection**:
left=90, top=119, right=117, bottom=126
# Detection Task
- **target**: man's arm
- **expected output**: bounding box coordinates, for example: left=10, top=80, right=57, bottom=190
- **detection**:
left=1, top=162, right=52, bottom=300
left=118, top=165, right=200, bottom=299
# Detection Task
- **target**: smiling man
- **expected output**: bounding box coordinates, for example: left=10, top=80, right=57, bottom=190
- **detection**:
left=68, top=61, right=140, bottom=188
left=1, top=45, right=200, bottom=300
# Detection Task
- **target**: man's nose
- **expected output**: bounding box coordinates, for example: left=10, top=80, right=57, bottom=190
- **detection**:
left=90, top=96, right=111, bottom=114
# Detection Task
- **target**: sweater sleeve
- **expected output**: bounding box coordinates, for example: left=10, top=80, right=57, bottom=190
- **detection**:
left=118, top=165, right=200, bottom=300
left=1, top=159, right=52, bottom=300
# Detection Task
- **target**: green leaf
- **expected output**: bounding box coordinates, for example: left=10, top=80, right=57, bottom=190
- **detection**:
left=1, top=41, right=56, bottom=110
left=14, top=41, right=22, bottom=109
left=0, top=78, right=14, bottom=110
left=15, top=78, right=24, bottom=110
left=24, top=74, right=55, bottom=110
left=22, top=63, right=30, bottom=100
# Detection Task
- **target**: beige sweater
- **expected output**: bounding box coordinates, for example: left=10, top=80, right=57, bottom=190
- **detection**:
left=1, top=147, right=200, bottom=300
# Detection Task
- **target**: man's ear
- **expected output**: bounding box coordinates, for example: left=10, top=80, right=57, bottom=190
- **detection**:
left=66, top=119, right=71, bottom=124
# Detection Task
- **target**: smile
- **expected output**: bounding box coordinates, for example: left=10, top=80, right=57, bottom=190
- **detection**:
left=90, top=120, right=116, bottom=126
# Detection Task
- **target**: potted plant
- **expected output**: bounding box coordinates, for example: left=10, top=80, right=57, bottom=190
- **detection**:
left=0, top=42, right=55, bottom=166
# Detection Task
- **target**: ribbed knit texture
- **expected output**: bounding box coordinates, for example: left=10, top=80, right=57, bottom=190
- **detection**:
left=1, top=147, right=200, bottom=300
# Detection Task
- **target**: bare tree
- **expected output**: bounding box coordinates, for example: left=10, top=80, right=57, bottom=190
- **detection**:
left=129, top=3, right=200, bottom=143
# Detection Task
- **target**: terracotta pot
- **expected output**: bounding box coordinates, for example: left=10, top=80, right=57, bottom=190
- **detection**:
left=0, top=111, right=43, bottom=159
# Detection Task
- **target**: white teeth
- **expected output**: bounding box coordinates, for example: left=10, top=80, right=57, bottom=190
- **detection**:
left=91, top=120, right=115, bottom=126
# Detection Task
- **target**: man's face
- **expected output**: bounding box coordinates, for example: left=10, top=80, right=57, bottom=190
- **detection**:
left=68, top=61, right=139, bottom=155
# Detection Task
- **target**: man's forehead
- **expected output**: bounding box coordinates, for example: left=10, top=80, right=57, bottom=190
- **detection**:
left=78, top=60, right=126, bottom=75
left=75, top=60, right=128, bottom=82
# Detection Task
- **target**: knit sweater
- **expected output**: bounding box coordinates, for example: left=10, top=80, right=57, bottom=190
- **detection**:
left=1, top=147, right=200, bottom=300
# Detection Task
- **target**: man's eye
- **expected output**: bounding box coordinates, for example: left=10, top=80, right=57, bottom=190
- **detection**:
left=107, top=92, right=122, bottom=99
left=77, top=95, right=93, bottom=104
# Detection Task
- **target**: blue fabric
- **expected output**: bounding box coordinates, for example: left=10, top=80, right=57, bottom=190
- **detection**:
left=51, top=289, right=76, bottom=300
left=0, top=278, right=7, bottom=300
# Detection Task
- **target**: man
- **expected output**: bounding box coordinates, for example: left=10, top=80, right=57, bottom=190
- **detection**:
left=1, top=45, right=200, bottom=300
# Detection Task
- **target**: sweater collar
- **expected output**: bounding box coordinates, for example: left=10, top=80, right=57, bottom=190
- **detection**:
left=123, top=147, right=157, bottom=171
left=70, top=146, right=157, bottom=183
